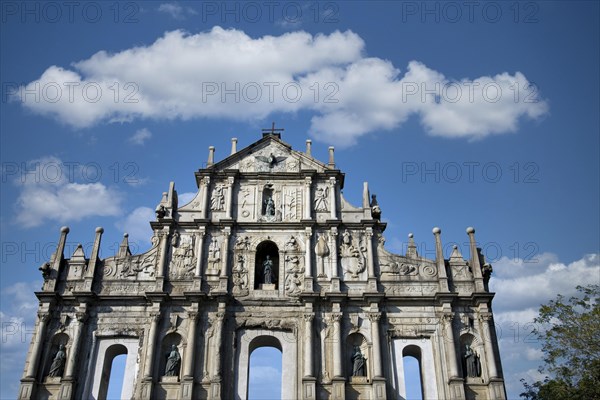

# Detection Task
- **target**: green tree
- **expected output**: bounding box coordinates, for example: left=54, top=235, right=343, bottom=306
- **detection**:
left=520, top=284, right=600, bottom=400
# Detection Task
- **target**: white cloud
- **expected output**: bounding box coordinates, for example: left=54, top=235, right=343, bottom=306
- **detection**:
left=177, top=191, right=196, bottom=206
left=489, top=253, right=600, bottom=399
left=14, top=27, right=548, bottom=146
left=0, top=281, right=40, bottom=398
left=115, top=206, right=155, bottom=246
left=129, top=127, right=152, bottom=145
left=13, top=157, right=122, bottom=228
left=157, top=3, right=196, bottom=19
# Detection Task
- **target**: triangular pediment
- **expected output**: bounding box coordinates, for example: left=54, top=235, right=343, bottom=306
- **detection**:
left=209, top=135, right=330, bottom=174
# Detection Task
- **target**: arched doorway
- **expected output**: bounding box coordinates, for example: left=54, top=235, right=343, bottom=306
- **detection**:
left=248, top=337, right=283, bottom=400
left=403, top=345, right=423, bottom=400
left=235, top=330, right=297, bottom=400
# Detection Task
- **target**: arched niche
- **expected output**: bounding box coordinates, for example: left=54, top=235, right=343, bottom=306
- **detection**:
left=460, top=333, right=483, bottom=380
left=159, top=332, right=184, bottom=380
left=346, top=332, right=370, bottom=381
left=254, top=241, right=280, bottom=289
left=44, top=332, right=69, bottom=379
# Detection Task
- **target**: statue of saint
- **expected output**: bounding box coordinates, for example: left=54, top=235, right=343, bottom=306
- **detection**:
left=263, top=255, right=273, bottom=284
left=164, top=345, right=181, bottom=377
left=314, top=187, right=329, bottom=211
left=463, top=344, right=481, bottom=378
left=265, top=196, right=275, bottom=217
left=48, top=344, right=66, bottom=377
left=351, top=345, right=366, bottom=376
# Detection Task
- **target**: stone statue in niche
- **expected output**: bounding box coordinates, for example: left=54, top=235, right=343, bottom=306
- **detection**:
left=164, top=345, right=181, bottom=377
left=314, top=186, right=329, bottom=211
left=48, top=344, right=66, bottom=377
left=263, top=255, right=273, bottom=284
left=339, top=230, right=366, bottom=279
left=265, top=197, right=275, bottom=218
left=463, top=344, right=481, bottom=378
left=207, top=238, right=221, bottom=272
left=210, top=184, right=225, bottom=211
left=351, top=346, right=366, bottom=377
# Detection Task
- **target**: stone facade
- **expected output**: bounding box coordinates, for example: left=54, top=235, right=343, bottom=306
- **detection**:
left=19, top=132, right=507, bottom=400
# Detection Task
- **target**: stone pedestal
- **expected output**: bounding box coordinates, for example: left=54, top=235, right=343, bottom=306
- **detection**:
left=448, top=377, right=466, bottom=399
left=259, top=283, right=276, bottom=290
left=372, top=377, right=386, bottom=400
left=209, top=381, right=221, bottom=400
left=331, top=377, right=346, bottom=400
left=58, top=379, right=74, bottom=400
left=302, top=377, right=317, bottom=399
left=140, top=378, right=153, bottom=400
left=329, top=277, right=341, bottom=292
left=180, top=378, right=194, bottom=400
left=18, top=379, right=34, bottom=400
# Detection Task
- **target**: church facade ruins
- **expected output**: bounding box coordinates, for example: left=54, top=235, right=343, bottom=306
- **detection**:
left=19, top=130, right=507, bottom=400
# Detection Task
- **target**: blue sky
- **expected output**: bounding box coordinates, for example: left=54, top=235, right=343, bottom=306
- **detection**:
left=1, top=1, right=599, bottom=399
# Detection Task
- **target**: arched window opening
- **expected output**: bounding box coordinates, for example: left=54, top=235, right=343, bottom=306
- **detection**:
left=105, top=354, right=126, bottom=400
left=255, top=241, right=279, bottom=289
left=247, top=339, right=282, bottom=400
left=98, top=344, right=127, bottom=400
left=403, top=346, right=424, bottom=400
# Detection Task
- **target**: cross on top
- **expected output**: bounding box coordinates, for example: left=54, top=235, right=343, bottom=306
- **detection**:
left=262, top=122, right=284, bottom=138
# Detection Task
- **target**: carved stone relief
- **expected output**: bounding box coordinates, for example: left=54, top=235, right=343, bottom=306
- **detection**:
left=169, top=234, right=196, bottom=279
left=339, top=230, right=366, bottom=280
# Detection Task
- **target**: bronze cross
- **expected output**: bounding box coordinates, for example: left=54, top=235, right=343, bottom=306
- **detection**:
left=262, top=122, right=284, bottom=137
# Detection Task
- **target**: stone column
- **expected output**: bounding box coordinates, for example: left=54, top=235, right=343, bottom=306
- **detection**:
left=194, top=229, right=205, bottom=277
left=25, top=312, right=50, bottom=378
left=219, top=229, right=230, bottom=292
left=144, top=312, right=161, bottom=379
left=329, top=227, right=340, bottom=292
left=442, top=313, right=460, bottom=379
left=332, top=312, right=343, bottom=377
left=480, top=313, right=499, bottom=379
left=183, top=312, right=199, bottom=378
left=304, top=177, right=312, bottom=219
left=212, top=310, right=225, bottom=379
left=368, top=312, right=383, bottom=377
left=200, top=177, right=210, bottom=219
left=303, top=313, right=314, bottom=377
left=225, top=176, right=235, bottom=219
left=156, top=229, right=170, bottom=278
left=329, top=178, right=337, bottom=219
left=365, top=228, right=375, bottom=278
left=304, top=227, right=313, bottom=292
left=64, top=311, right=87, bottom=378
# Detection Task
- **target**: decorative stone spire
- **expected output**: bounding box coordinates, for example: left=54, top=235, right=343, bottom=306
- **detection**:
left=71, top=243, right=86, bottom=262
left=363, top=182, right=370, bottom=208
left=118, top=233, right=132, bottom=258
left=305, top=139, right=312, bottom=156
left=406, top=233, right=418, bottom=258
left=231, top=138, right=238, bottom=155
left=449, top=244, right=464, bottom=262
